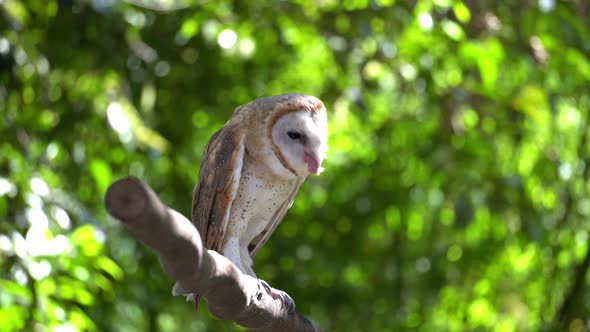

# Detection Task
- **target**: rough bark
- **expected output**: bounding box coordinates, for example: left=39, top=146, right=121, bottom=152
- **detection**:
left=104, top=177, right=319, bottom=332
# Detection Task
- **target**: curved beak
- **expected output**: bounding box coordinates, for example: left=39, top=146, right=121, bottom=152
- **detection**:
left=304, top=152, right=325, bottom=175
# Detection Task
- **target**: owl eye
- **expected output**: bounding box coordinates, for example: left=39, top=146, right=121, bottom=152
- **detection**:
left=287, top=131, right=302, bottom=140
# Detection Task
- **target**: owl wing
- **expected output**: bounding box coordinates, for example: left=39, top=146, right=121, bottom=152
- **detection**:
left=247, top=178, right=304, bottom=257
left=192, top=124, right=245, bottom=252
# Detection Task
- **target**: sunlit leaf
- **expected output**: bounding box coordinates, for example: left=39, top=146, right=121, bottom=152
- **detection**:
left=468, top=298, right=496, bottom=326
left=95, top=256, right=124, bottom=281
left=71, top=225, right=102, bottom=257
left=0, top=305, right=27, bottom=331
left=441, top=20, right=465, bottom=41
left=180, top=19, right=200, bottom=39
left=453, top=2, right=471, bottom=23
left=0, top=279, right=32, bottom=303
left=90, top=159, right=112, bottom=195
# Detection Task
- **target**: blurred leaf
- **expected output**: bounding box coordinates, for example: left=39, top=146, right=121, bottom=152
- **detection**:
left=0, top=305, right=27, bottom=331
left=90, top=159, right=112, bottom=195
left=453, top=2, right=471, bottom=23
left=95, top=256, right=124, bottom=281
left=71, top=225, right=102, bottom=257
left=0, top=279, right=32, bottom=303
left=180, top=18, right=200, bottom=39
left=441, top=20, right=465, bottom=41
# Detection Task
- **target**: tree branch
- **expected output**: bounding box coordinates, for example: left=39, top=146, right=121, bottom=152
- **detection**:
left=104, top=177, right=319, bottom=332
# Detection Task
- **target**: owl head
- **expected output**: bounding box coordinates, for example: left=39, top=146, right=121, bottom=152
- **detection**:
left=271, top=107, right=327, bottom=176
left=242, top=94, right=327, bottom=179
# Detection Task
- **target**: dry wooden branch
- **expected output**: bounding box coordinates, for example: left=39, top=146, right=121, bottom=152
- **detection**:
left=104, top=177, right=319, bottom=332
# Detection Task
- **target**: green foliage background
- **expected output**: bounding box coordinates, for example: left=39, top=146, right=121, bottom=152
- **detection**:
left=1, top=0, right=590, bottom=331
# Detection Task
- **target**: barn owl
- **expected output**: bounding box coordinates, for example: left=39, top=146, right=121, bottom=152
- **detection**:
left=173, top=93, right=328, bottom=312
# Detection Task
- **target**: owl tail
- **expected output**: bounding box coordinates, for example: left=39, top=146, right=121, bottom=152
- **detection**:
left=172, top=282, right=202, bottom=312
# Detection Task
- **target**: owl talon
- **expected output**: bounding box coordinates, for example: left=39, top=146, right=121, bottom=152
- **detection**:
left=259, top=279, right=296, bottom=313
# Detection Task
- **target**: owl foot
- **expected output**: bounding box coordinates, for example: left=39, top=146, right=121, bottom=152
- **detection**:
left=259, top=279, right=296, bottom=313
